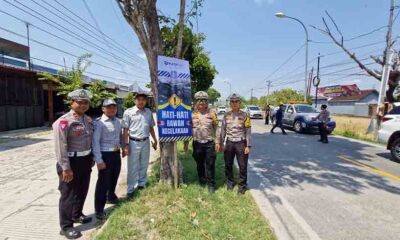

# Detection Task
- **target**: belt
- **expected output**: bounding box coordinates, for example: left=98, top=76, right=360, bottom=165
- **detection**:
left=130, top=137, right=149, bottom=142
left=194, top=139, right=214, bottom=144
left=227, top=137, right=245, bottom=142
left=67, top=149, right=91, bottom=157
left=101, top=147, right=120, bottom=152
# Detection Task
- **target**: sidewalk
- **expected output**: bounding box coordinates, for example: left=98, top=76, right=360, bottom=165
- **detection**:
left=0, top=127, right=158, bottom=240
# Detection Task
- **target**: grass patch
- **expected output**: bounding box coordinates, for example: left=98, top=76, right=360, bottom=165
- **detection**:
left=333, top=115, right=376, bottom=142
left=95, top=143, right=276, bottom=240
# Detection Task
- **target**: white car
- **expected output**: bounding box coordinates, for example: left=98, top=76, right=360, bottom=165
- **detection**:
left=245, top=105, right=263, bottom=119
left=378, top=105, right=400, bottom=162
left=217, top=106, right=227, bottom=115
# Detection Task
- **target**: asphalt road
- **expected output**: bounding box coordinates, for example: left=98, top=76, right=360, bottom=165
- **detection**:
left=249, top=119, right=400, bottom=240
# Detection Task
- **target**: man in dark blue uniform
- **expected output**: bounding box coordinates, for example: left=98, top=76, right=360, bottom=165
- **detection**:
left=270, top=103, right=287, bottom=135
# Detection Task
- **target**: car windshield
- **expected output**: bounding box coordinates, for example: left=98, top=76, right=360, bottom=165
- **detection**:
left=294, top=105, right=317, bottom=113
left=218, top=107, right=226, bottom=109
left=249, top=107, right=260, bottom=110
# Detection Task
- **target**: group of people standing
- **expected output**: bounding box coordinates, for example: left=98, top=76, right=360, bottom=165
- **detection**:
left=53, top=89, right=156, bottom=239
left=185, top=91, right=252, bottom=194
left=53, top=89, right=252, bottom=239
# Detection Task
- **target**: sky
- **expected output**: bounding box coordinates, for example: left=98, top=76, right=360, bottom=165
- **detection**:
left=0, top=0, right=398, bottom=100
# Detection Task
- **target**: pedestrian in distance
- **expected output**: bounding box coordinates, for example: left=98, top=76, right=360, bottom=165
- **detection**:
left=313, top=104, right=330, bottom=144
left=265, top=104, right=271, bottom=125
left=184, top=91, right=220, bottom=193
left=219, top=93, right=252, bottom=195
left=122, top=91, right=158, bottom=199
left=270, top=103, right=287, bottom=135
left=92, top=99, right=123, bottom=221
left=52, top=89, right=94, bottom=239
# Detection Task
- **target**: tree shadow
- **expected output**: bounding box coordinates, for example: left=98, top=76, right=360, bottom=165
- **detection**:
left=249, top=132, right=400, bottom=196
left=0, top=138, right=49, bottom=152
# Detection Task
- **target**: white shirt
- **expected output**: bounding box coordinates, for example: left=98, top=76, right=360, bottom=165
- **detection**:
left=122, top=106, right=155, bottom=139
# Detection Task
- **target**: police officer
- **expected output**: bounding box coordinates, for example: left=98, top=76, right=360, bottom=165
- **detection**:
left=92, top=99, right=123, bottom=220
left=184, top=91, right=219, bottom=193
left=313, top=104, right=330, bottom=144
left=53, top=89, right=93, bottom=239
left=122, top=91, right=158, bottom=199
left=265, top=104, right=271, bottom=125
left=219, top=93, right=252, bottom=194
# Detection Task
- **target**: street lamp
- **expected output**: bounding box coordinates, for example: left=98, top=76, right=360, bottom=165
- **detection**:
left=224, top=80, right=232, bottom=95
left=275, top=12, right=309, bottom=102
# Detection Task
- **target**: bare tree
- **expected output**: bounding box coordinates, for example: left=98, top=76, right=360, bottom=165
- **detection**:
left=115, top=0, right=184, bottom=185
left=311, top=10, right=398, bottom=81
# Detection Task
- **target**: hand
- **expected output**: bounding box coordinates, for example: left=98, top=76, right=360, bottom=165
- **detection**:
left=62, top=169, right=74, bottom=183
left=97, top=162, right=106, bottom=170
left=152, top=140, right=158, bottom=150
left=215, top=143, right=220, bottom=152
left=244, top=147, right=251, bottom=155
left=183, top=142, right=189, bottom=152
left=219, top=144, right=224, bottom=152
left=122, top=146, right=129, bottom=157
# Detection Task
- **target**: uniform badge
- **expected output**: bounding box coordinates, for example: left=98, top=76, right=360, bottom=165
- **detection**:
left=59, top=120, right=68, bottom=132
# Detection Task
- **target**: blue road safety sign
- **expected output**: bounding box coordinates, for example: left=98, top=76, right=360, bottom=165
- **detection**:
left=157, top=56, right=192, bottom=142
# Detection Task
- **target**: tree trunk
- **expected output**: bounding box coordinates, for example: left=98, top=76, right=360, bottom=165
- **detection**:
left=115, top=0, right=183, bottom=186
left=48, top=81, right=54, bottom=125
left=175, top=0, right=186, bottom=58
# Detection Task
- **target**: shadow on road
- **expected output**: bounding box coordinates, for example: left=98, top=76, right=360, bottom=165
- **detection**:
left=249, top=132, right=400, bottom=196
left=0, top=138, right=49, bottom=152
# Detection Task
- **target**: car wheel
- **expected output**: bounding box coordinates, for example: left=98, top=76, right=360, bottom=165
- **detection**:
left=390, top=138, right=400, bottom=162
left=294, top=121, right=303, bottom=134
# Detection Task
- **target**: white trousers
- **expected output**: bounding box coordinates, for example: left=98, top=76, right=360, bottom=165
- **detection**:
left=127, top=139, right=150, bottom=194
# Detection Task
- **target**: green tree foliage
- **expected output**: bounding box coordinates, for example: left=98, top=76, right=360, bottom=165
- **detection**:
left=160, top=22, right=217, bottom=96
left=122, top=92, right=136, bottom=109
left=86, top=80, right=117, bottom=108
left=39, top=53, right=116, bottom=107
left=206, top=87, right=221, bottom=104
left=265, top=88, right=305, bottom=106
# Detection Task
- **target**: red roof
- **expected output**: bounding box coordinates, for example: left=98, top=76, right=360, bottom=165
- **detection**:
left=329, top=89, right=378, bottom=102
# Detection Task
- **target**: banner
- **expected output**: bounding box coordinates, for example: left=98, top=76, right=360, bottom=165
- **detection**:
left=157, top=56, right=192, bottom=142
left=317, top=84, right=360, bottom=98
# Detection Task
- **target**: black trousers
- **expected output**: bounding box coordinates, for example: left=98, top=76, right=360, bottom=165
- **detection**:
left=192, top=141, right=216, bottom=187
left=224, top=140, right=248, bottom=188
left=318, top=122, right=328, bottom=142
left=94, top=151, right=121, bottom=213
left=271, top=121, right=286, bottom=134
left=57, top=155, right=92, bottom=230
left=265, top=113, right=270, bottom=125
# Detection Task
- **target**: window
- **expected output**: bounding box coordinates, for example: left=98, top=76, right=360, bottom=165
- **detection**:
left=287, top=106, right=294, bottom=113
left=249, top=106, right=260, bottom=110
left=295, top=105, right=317, bottom=113
left=388, top=106, right=400, bottom=115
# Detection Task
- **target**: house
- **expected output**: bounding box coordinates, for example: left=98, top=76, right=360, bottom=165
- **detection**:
left=311, top=85, right=379, bottom=117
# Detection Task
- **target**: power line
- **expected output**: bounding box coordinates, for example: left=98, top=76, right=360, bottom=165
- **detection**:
left=31, top=56, right=145, bottom=84
left=0, top=9, right=147, bottom=76
left=0, top=25, right=149, bottom=80
left=51, top=0, right=145, bottom=63
left=3, top=0, right=148, bottom=74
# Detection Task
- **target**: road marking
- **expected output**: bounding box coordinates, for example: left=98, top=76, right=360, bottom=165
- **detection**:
left=338, top=155, right=400, bottom=181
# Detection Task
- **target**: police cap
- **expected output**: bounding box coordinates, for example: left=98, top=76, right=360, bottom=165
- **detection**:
left=102, top=98, right=117, bottom=106
left=194, top=91, right=209, bottom=100
left=68, top=89, right=92, bottom=101
left=229, top=93, right=241, bottom=101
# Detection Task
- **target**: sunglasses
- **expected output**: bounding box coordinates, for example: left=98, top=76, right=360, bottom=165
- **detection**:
left=198, top=99, right=208, bottom=103
left=230, top=100, right=240, bottom=103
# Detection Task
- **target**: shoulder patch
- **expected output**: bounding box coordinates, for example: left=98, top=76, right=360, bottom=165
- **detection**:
left=244, top=113, right=251, bottom=127
left=59, top=120, right=68, bottom=132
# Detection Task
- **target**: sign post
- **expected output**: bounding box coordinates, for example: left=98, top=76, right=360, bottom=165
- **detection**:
left=157, top=56, right=192, bottom=188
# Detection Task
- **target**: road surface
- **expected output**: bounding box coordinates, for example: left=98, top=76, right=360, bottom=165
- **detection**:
left=249, top=119, right=400, bottom=240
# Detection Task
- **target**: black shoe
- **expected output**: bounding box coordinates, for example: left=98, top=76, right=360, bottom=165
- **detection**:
left=208, top=186, right=216, bottom=193
left=318, top=139, right=323, bottom=142
left=138, top=186, right=145, bottom=190
left=96, top=212, right=107, bottom=221
left=127, top=191, right=135, bottom=199
left=238, top=187, right=248, bottom=195
left=107, top=198, right=120, bottom=205
left=72, top=214, right=92, bottom=224
left=60, top=228, right=82, bottom=239
left=323, top=140, right=329, bottom=144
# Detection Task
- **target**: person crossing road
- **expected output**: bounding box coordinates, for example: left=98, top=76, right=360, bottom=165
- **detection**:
left=270, top=103, right=287, bottom=135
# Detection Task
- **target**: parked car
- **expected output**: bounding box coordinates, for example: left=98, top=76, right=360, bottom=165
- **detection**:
left=245, top=105, right=263, bottom=119
left=282, top=104, right=336, bottom=134
left=217, top=106, right=227, bottom=114
left=378, top=105, right=400, bottom=162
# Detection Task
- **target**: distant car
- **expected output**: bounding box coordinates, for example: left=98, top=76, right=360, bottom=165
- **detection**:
left=245, top=105, right=263, bottom=119
left=282, top=104, right=336, bottom=134
left=378, top=105, right=400, bottom=162
left=217, top=106, right=227, bottom=114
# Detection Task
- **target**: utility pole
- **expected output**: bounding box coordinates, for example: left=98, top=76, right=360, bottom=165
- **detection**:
left=25, top=22, right=31, bottom=70
left=315, top=53, right=321, bottom=107
left=266, top=80, right=271, bottom=105
left=250, top=88, right=254, bottom=104
left=377, top=0, right=395, bottom=127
